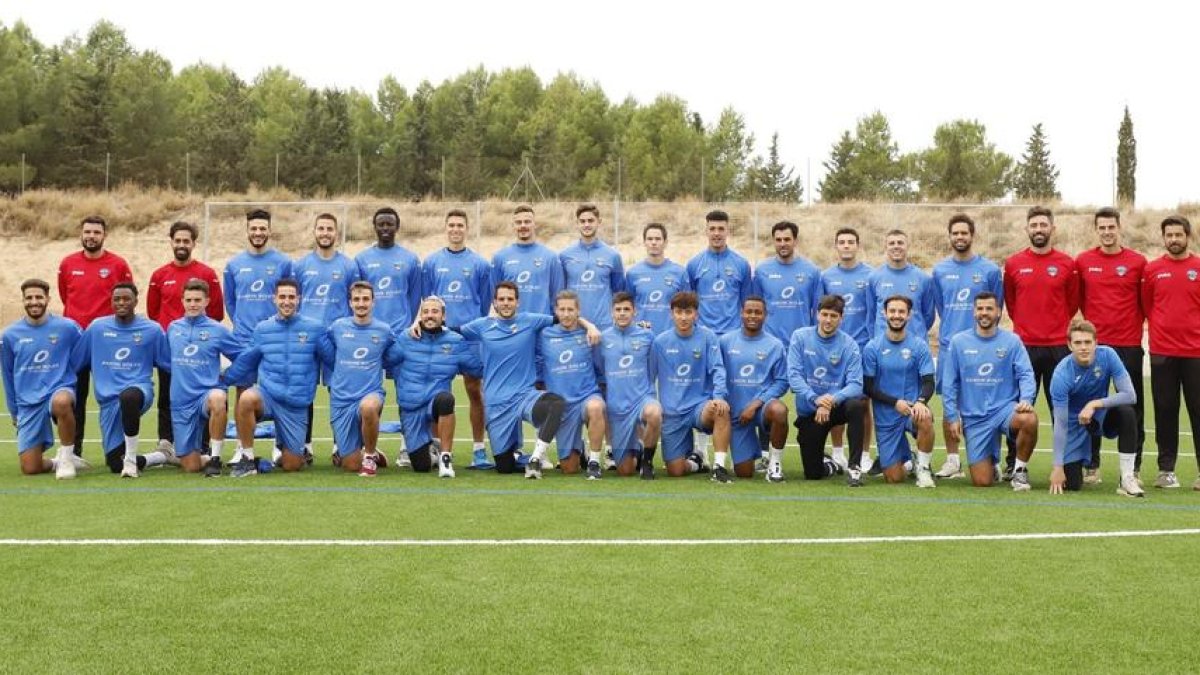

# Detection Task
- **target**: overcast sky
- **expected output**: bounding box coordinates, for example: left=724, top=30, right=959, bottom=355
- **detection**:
left=3, top=1, right=1196, bottom=207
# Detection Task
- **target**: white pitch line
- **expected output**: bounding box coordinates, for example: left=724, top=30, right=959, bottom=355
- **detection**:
left=2, top=529, right=1198, bottom=547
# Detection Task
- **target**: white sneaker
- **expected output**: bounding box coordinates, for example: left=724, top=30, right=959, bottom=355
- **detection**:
left=438, top=453, right=455, bottom=479
left=915, top=467, right=936, bottom=488
left=71, top=454, right=92, bottom=471
left=397, top=451, right=412, bottom=469
left=158, top=441, right=181, bottom=467
left=860, top=455, right=874, bottom=474
left=1154, top=471, right=1180, bottom=489
left=935, top=456, right=964, bottom=479
left=766, top=461, right=784, bottom=483
left=525, top=457, right=543, bottom=480
left=1117, top=474, right=1146, bottom=498
left=755, top=454, right=770, bottom=474
left=121, top=459, right=139, bottom=478
left=54, top=448, right=76, bottom=480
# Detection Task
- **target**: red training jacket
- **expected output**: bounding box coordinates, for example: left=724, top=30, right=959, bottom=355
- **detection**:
left=1141, top=253, right=1200, bottom=358
left=57, top=250, right=134, bottom=329
left=147, top=259, right=226, bottom=331
left=1003, top=248, right=1080, bottom=347
left=1076, top=246, right=1146, bottom=347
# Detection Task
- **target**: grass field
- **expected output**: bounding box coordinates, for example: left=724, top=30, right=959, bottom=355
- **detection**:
left=2, top=378, right=1200, bottom=673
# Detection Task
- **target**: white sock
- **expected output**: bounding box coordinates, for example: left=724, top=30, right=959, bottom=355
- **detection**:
left=1119, top=452, right=1136, bottom=478
left=60, top=444, right=75, bottom=458
left=304, top=442, right=313, bottom=454
left=768, top=448, right=783, bottom=465
left=209, top=440, right=223, bottom=459
left=831, top=445, right=846, bottom=464
left=918, top=451, right=932, bottom=469
left=1015, top=458, right=1028, bottom=471
left=144, top=451, right=167, bottom=468
left=123, top=435, right=139, bottom=463
left=473, top=441, right=486, bottom=452
left=944, top=453, right=960, bottom=466
left=533, top=439, right=550, bottom=461
left=994, top=462, right=1001, bottom=477
left=588, top=450, right=600, bottom=463
left=714, top=451, right=728, bottom=469
left=272, top=447, right=283, bottom=463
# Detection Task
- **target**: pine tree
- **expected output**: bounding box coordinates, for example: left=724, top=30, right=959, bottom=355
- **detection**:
left=744, top=132, right=802, bottom=201
left=1117, top=106, right=1136, bottom=206
left=818, top=131, right=861, bottom=202
left=1011, top=123, right=1060, bottom=200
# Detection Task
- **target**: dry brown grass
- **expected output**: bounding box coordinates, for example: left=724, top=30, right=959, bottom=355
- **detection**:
left=3, top=189, right=1199, bottom=325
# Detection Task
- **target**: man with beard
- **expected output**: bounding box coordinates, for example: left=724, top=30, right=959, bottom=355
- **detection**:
left=1, top=279, right=86, bottom=477
left=147, top=221, right=224, bottom=459
left=1141, top=216, right=1200, bottom=490
left=1076, top=207, right=1147, bottom=484
left=421, top=209, right=493, bottom=468
left=57, top=215, right=133, bottom=456
left=1002, top=206, right=1079, bottom=479
left=224, top=209, right=294, bottom=349
left=941, top=292, right=1039, bottom=490
left=595, top=292, right=662, bottom=478
left=491, top=205, right=563, bottom=316
left=862, top=295, right=936, bottom=487
left=72, top=283, right=174, bottom=478
left=931, top=214, right=1003, bottom=480
left=561, top=204, right=625, bottom=330
left=751, top=221, right=823, bottom=345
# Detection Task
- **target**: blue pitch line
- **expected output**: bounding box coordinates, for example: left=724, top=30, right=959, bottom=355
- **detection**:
left=1, top=483, right=1199, bottom=513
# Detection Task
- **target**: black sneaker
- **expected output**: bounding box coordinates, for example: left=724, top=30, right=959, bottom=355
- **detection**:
left=203, top=456, right=223, bottom=478
left=847, top=468, right=863, bottom=488
left=604, top=449, right=617, bottom=471
left=687, top=452, right=709, bottom=473
left=711, top=465, right=732, bottom=484
left=640, top=460, right=656, bottom=480
left=586, top=459, right=602, bottom=480
left=823, top=455, right=845, bottom=476
left=1001, top=464, right=1015, bottom=482
left=866, top=462, right=883, bottom=477
left=230, top=458, right=258, bottom=478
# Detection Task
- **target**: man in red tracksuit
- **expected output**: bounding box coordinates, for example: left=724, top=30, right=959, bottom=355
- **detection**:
left=1002, top=205, right=1080, bottom=477
left=1076, top=207, right=1147, bottom=484
left=147, top=221, right=225, bottom=453
left=57, top=215, right=134, bottom=455
left=1141, top=215, right=1200, bottom=490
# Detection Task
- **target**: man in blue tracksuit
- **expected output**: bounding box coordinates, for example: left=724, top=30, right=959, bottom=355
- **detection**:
left=538, top=290, right=607, bottom=478
left=687, top=210, right=752, bottom=336
left=1048, top=319, right=1142, bottom=497
left=1, top=279, right=84, bottom=477
left=391, top=296, right=483, bottom=479
left=720, top=296, right=788, bottom=481
left=941, top=292, right=1039, bottom=490
left=788, top=295, right=867, bottom=485
left=223, top=209, right=294, bottom=348
left=821, top=227, right=875, bottom=471
left=73, top=283, right=173, bottom=478
left=650, top=291, right=734, bottom=482
left=491, top=205, right=563, bottom=316
left=626, top=223, right=690, bottom=336
left=751, top=221, right=822, bottom=345
left=561, top=204, right=625, bottom=330
left=319, top=281, right=406, bottom=477
left=356, top=207, right=423, bottom=333
left=596, top=291, right=662, bottom=478
left=865, top=229, right=936, bottom=343
left=224, top=278, right=328, bottom=475
left=167, top=279, right=241, bottom=476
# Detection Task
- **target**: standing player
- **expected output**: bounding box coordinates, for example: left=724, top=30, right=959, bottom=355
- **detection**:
left=223, top=279, right=327, bottom=475
left=1141, top=215, right=1200, bottom=490
left=1048, top=320, right=1142, bottom=497
left=788, top=295, right=868, bottom=486
left=862, top=296, right=936, bottom=487
left=357, top=206, right=423, bottom=332
left=751, top=221, right=822, bottom=345
left=1076, top=207, right=1147, bottom=484
left=491, top=205, right=563, bottom=316
left=391, top=296, right=483, bottom=478
left=720, top=297, right=789, bottom=481
left=538, top=291, right=607, bottom=478
left=626, top=223, right=690, bottom=335
left=224, top=209, right=293, bottom=348
left=294, top=213, right=361, bottom=457
left=73, top=284, right=173, bottom=478
left=1, top=279, right=85, bottom=477
left=421, top=209, right=494, bottom=468
left=321, top=282, right=403, bottom=476
left=650, top=291, right=733, bottom=481
left=822, top=227, right=874, bottom=471
left=931, top=214, right=1003, bottom=480
left=560, top=204, right=625, bottom=330
left=147, top=221, right=224, bottom=458
left=687, top=210, right=752, bottom=336
left=58, top=215, right=133, bottom=455
left=941, top=292, right=1039, bottom=490
left=166, top=280, right=241, bottom=475
left=457, top=282, right=590, bottom=478
left=596, top=292, right=662, bottom=478
left=1003, top=206, right=1079, bottom=478
left=865, top=229, right=936, bottom=343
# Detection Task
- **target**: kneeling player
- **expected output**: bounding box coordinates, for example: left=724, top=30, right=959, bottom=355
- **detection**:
left=539, top=291, right=607, bottom=478
left=75, top=284, right=175, bottom=478
left=721, top=297, right=788, bottom=481
left=651, top=291, right=734, bottom=482
left=788, top=295, right=867, bottom=485
left=942, top=292, right=1038, bottom=489
left=167, top=280, right=241, bottom=475
left=862, top=295, right=936, bottom=486
left=224, top=279, right=327, bottom=475
left=597, top=292, right=662, bottom=478
left=2, top=279, right=86, bottom=477
left=1049, top=320, right=1143, bottom=497
left=322, top=282, right=404, bottom=476
left=392, top=296, right=482, bottom=477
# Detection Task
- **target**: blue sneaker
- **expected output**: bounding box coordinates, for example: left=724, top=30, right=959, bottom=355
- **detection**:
left=256, top=458, right=275, bottom=474
left=467, top=448, right=494, bottom=470
left=230, top=458, right=258, bottom=478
